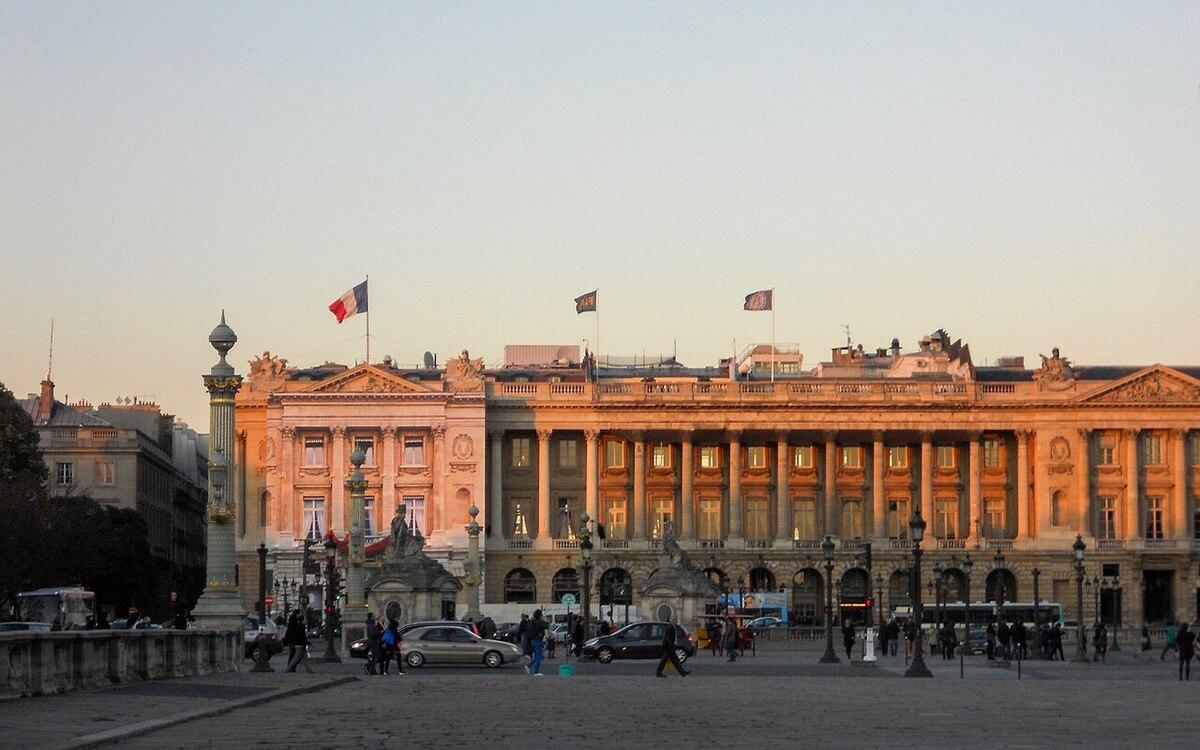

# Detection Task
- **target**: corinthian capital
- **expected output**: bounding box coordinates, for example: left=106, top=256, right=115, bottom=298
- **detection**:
left=381, top=426, right=396, bottom=439
left=584, top=429, right=601, bottom=443
left=536, top=428, right=553, bottom=442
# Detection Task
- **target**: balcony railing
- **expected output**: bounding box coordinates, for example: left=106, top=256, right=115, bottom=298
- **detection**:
left=489, top=379, right=1025, bottom=402
left=1096, top=539, right=1125, bottom=550
left=794, top=539, right=824, bottom=550
left=553, top=539, right=578, bottom=550
left=507, top=539, right=533, bottom=550
left=698, top=538, right=725, bottom=549
left=601, top=539, right=629, bottom=549
left=936, top=539, right=966, bottom=550
left=887, top=539, right=913, bottom=550
left=985, top=539, right=1014, bottom=550
left=745, top=539, right=772, bottom=549
left=840, top=539, right=870, bottom=550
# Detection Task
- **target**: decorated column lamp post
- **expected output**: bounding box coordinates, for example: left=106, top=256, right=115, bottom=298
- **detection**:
left=465, top=504, right=483, bottom=620
left=342, top=448, right=368, bottom=652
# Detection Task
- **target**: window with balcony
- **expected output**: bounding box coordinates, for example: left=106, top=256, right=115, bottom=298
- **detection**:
left=403, top=495, right=425, bottom=535
left=747, top=446, right=767, bottom=469
left=510, top=437, right=531, bottom=468
left=936, top=445, right=956, bottom=469
left=651, top=443, right=672, bottom=469
left=983, top=498, right=1005, bottom=537
left=887, top=499, right=909, bottom=539
left=511, top=499, right=530, bottom=537
left=558, top=439, right=578, bottom=468
left=698, top=498, right=721, bottom=539
left=1098, top=496, right=1117, bottom=540
left=605, top=498, right=627, bottom=539
left=745, top=497, right=769, bottom=539
left=303, top=437, right=325, bottom=466
left=793, top=445, right=814, bottom=469
left=1145, top=496, right=1164, bottom=539
left=840, top=498, right=863, bottom=538
left=1143, top=434, right=1163, bottom=466
left=556, top=498, right=578, bottom=539
left=699, top=446, right=720, bottom=469
left=887, top=446, right=907, bottom=469
left=1099, top=435, right=1117, bottom=466
left=793, top=498, right=817, bottom=540
left=651, top=497, right=675, bottom=539
left=303, top=497, right=324, bottom=540
left=983, top=438, right=1002, bottom=469
left=55, top=462, right=73, bottom=485
left=605, top=440, right=625, bottom=469
left=934, top=498, right=958, bottom=539
left=840, top=446, right=862, bottom=468
left=353, top=437, right=375, bottom=465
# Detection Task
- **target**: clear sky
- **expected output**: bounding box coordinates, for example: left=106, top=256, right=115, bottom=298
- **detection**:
left=2, top=2, right=1198, bottom=428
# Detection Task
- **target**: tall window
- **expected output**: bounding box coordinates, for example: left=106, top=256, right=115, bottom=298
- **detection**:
left=558, top=439, right=578, bottom=468
left=793, top=446, right=814, bottom=469
left=746, top=446, right=767, bottom=469
left=745, top=497, right=769, bottom=539
left=303, top=497, right=324, bottom=540
left=936, top=446, right=956, bottom=469
left=651, top=443, right=671, bottom=468
left=699, top=446, right=720, bottom=469
left=840, top=498, right=863, bottom=538
left=1050, top=490, right=1064, bottom=527
left=984, top=498, right=1005, bottom=537
left=1190, top=433, right=1200, bottom=466
left=887, top=499, right=909, bottom=539
left=96, top=461, right=115, bottom=485
left=793, top=498, right=817, bottom=540
left=55, top=462, right=73, bottom=485
left=1099, top=435, right=1117, bottom=466
left=605, top=440, right=625, bottom=468
left=840, top=446, right=862, bottom=468
left=1098, top=496, right=1117, bottom=539
left=605, top=498, right=627, bottom=539
left=983, top=438, right=1002, bottom=469
left=698, top=498, right=721, bottom=539
left=651, top=497, right=675, bottom=539
left=512, top=499, right=529, bottom=537
left=354, top=436, right=375, bottom=465
left=934, top=498, right=958, bottom=539
left=303, top=437, right=325, bottom=466
left=403, top=495, right=425, bottom=534
left=1145, top=496, right=1164, bottom=539
left=363, top=495, right=375, bottom=537
left=510, top=437, right=531, bottom=468
left=1143, top=434, right=1163, bottom=465
left=887, top=446, right=907, bottom=468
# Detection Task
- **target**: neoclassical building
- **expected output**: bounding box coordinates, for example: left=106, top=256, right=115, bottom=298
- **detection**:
left=235, top=331, right=1200, bottom=626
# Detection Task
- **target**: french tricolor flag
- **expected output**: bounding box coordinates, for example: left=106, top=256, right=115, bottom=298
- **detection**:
left=328, top=280, right=368, bottom=323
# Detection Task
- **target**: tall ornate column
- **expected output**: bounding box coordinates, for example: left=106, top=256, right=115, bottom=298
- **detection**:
left=193, top=313, right=246, bottom=630
left=871, top=432, right=885, bottom=538
left=727, top=430, right=743, bottom=542
left=919, top=432, right=933, bottom=516
left=1016, top=430, right=1031, bottom=539
left=279, top=427, right=295, bottom=539
left=585, top=430, right=600, bottom=521
left=489, top=430, right=506, bottom=541
left=236, top=430, right=247, bottom=538
left=431, top=426, right=447, bottom=533
left=968, top=434, right=981, bottom=542
left=823, top=432, right=837, bottom=536
left=464, top=505, right=482, bottom=619
left=381, top=427, right=397, bottom=531
left=775, top=432, right=791, bottom=542
left=1172, top=429, right=1188, bottom=538
left=1124, top=429, right=1140, bottom=539
left=537, top=428, right=552, bottom=539
left=331, top=426, right=346, bottom=533
left=1077, top=429, right=1092, bottom=537
left=680, top=433, right=695, bottom=540
left=342, top=447, right=368, bottom=651
left=633, top=433, right=647, bottom=539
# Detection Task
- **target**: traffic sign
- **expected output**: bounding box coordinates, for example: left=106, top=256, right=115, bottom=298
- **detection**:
left=264, top=595, right=275, bottom=606
left=561, top=594, right=576, bottom=607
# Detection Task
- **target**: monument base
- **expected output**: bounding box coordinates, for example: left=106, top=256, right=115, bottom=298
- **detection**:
left=191, top=589, right=246, bottom=633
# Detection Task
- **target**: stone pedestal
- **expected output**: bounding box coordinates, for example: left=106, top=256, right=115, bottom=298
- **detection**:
left=863, top=627, right=878, bottom=662
left=365, top=502, right=463, bottom=625
left=637, top=521, right=720, bottom=628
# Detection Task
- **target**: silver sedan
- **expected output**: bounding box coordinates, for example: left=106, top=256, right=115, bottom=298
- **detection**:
left=402, top=625, right=523, bottom=668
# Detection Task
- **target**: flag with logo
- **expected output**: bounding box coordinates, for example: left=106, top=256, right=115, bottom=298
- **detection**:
left=328, top=280, right=368, bottom=323
left=743, top=289, right=772, bottom=311
left=575, top=290, right=598, bottom=314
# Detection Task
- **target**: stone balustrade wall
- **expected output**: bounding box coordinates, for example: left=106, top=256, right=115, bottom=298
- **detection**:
left=0, top=629, right=242, bottom=699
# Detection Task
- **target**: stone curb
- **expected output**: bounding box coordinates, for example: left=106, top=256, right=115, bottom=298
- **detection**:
left=50, top=675, right=358, bottom=749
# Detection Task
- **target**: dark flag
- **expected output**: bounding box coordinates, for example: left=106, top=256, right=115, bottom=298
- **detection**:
left=743, top=289, right=773, bottom=311
left=575, top=290, right=598, bottom=313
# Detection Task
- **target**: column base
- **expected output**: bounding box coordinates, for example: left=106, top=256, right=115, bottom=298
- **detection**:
left=192, top=588, right=246, bottom=632
left=342, top=606, right=368, bottom=653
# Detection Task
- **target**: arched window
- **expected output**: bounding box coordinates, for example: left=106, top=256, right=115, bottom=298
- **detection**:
left=985, top=569, right=1018, bottom=603
left=1050, top=490, right=1065, bottom=527
left=748, top=567, right=776, bottom=591
left=888, top=569, right=912, bottom=611
left=791, top=568, right=823, bottom=626
left=504, top=568, right=537, bottom=603
left=599, top=568, right=631, bottom=605
left=941, top=568, right=968, bottom=603
left=703, top=567, right=726, bottom=587
left=839, top=568, right=869, bottom=625
left=551, top=568, right=579, bottom=603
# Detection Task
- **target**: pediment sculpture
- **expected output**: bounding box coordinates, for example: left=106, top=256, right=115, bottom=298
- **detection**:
left=1033, top=347, right=1075, bottom=391
left=446, top=349, right=485, bottom=393
left=1090, top=371, right=1200, bottom=403
left=248, top=351, right=289, bottom=380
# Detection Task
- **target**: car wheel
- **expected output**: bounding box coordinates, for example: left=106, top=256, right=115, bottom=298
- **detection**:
left=484, top=650, right=503, bottom=668
left=596, top=647, right=614, bottom=664
left=675, top=648, right=689, bottom=664
left=406, top=651, right=424, bottom=668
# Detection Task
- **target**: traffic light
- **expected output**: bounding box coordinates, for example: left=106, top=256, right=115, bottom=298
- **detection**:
left=333, top=570, right=345, bottom=602
left=863, top=541, right=872, bottom=570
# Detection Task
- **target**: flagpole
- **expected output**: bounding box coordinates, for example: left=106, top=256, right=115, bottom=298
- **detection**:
left=365, top=274, right=370, bottom=365
left=595, top=298, right=600, bottom=368
left=771, top=289, right=776, bottom=383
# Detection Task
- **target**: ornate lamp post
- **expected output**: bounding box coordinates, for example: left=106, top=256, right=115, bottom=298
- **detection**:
left=579, top=512, right=594, bottom=641
left=464, top=504, right=482, bottom=620
left=1108, top=576, right=1122, bottom=651
left=322, top=535, right=340, bottom=662
left=819, top=535, right=839, bottom=663
left=256, top=543, right=269, bottom=623
left=1072, top=534, right=1090, bottom=663
left=875, top=573, right=885, bottom=631
left=962, top=554, right=974, bottom=669
left=1032, top=567, right=1043, bottom=658
left=905, top=511, right=932, bottom=677
left=992, top=548, right=1010, bottom=665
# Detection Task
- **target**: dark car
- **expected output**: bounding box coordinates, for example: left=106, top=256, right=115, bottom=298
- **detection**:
left=493, top=622, right=520, bottom=644
left=581, top=622, right=696, bottom=664
left=349, top=620, right=480, bottom=659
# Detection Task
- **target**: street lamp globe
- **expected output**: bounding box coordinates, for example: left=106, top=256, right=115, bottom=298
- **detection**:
left=909, top=511, right=926, bottom=543
left=1072, top=533, right=1086, bottom=562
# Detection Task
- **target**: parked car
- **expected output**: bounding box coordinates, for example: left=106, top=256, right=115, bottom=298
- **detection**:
left=581, top=622, right=696, bottom=664
left=400, top=625, right=522, bottom=668
left=748, top=616, right=784, bottom=630
left=549, top=623, right=570, bottom=644
left=0, top=622, right=52, bottom=633
left=244, top=616, right=282, bottom=659
left=493, top=622, right=520, bottom=644
left=349, top=620, right=481, bottom=659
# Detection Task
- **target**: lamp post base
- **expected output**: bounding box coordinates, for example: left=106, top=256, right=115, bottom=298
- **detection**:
left=819, top=648, right=840, bottom=664
left=904, top=658, right=933, bottom=678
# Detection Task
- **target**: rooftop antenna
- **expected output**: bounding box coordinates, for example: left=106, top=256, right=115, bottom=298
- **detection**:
left=46, top=318, right=55, bottom=380
left=842, top=324, right=852, bottom=348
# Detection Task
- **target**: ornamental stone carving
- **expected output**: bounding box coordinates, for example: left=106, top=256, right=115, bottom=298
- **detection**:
left=1034, top=348, right=1075, bottom=391
left=248, top=351, right=289, bottom=380
left=445, top=350, right=485, bottom=393
left=1049, top=436, right=1071, bottom=462
left=1096, top=372, right=1200, bottom=403
left=452, top=434, right=474, bottom=460
left=259, top=437, right=276, bottom=462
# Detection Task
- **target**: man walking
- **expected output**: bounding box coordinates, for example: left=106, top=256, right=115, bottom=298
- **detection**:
left=170, top=592, right=188, bottom=630
left=282, top=609, right=311, bottom=673
left=722, top=617, right=739, bottom=662
left=363, top=612, right=379, bottom=675
left=527, top=609, right=548, bottom=676
left=1177, top=622, right=1195, bottom=680
left=841, top=620, right=856, bottom=660
left=1160, top=623, right=1178, bottom=661
left=655, top=622, right=690, bottom=677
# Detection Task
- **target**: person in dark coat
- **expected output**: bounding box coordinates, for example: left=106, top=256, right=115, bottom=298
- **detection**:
left=1051, top=622, right=1066, bottom=661
left=363, top=612, right=379, bottom=675
left=479, top=616, right=497, bottom=639
left=1177, top=622, right=1195, bottom=680
left=1012, top=621, right=1027, bottom=659
left=997, top=620, right=1011, bottom=659
left=517, top=613, right=531, bottom=658
left=985, top=623, right=996, bottom=660
left=170, top=591, right=188, bottom=630
left=722, top=617, right=739, bottom=662
left=655, top=622, right=690, bottom=677
left=841, top=620, right=856, bottom=659
left=282, top=609, right=310, bottom=673
left=126, top=607, right=139, bottom=629
left=708, top=619, right=723, bottom=656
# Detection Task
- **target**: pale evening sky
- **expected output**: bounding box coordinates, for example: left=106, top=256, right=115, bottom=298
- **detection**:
left=2, top=2, right=1198, bottom=428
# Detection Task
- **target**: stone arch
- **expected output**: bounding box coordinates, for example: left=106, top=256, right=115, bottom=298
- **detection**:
left=599, top=567, right=632, bottom=605
left=791, top=568, right=823, bottom=626
left=551, top=567, right=579, bottom=603
left=985, top=569, right=1018, bottom=603
left=504, top=568, right=537, bottom=603
left=888, top=569, right=912, bottom=611
left=748, top=567, right=776, bottom=592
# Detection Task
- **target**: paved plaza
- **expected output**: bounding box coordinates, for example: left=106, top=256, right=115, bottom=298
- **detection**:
left=1, top=641, right=1197, bottom=749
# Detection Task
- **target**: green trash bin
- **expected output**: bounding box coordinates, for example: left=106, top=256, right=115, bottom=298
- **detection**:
left=558, top=663, right=575, bottom=676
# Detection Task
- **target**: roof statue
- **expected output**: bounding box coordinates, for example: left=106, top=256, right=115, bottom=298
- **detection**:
left=1034, top=347, right=1075, bottom=391
left=445, top=349, right=485, bottom=393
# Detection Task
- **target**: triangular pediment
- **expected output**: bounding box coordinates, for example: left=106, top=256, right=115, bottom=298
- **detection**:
left=304, top=365, right=434, bottom=394
left=1081, top=365, right=1200, bottom=404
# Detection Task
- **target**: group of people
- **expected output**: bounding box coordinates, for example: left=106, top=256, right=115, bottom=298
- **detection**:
left=1154, top=622, right=1198, bottom=680
left=703, top=617, right=742, bottom=661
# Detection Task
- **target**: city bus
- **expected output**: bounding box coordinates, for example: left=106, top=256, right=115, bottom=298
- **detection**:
left=893, top=601, right=1064, bottom=628
left=17, top=587, right=96, bottom=628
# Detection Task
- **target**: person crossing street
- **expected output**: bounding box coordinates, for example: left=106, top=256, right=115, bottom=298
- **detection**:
left=655, top=622, right=690, bottom=678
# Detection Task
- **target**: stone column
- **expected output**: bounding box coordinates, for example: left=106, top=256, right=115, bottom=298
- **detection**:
left=343, top=447, right=368, bottom=651
left=381, top=427, right=397, bottom=531
left=728, top=430, right=743, bottom=542
left=871, top=433, right=885, bottom=539
left=1124, top=429, right=1140, bottom=539
left=680, top=433, right=695, bottom=540
left=331, top=427, right=346, bottom=533
left=431, top=426, right=447, bottom=533
left=464, top=505, right=482, bottom=619
left=280, top=427, right=295, bottom=539
left=1078, top=429, right=1092, bottom=537
left=823, top=432, right=837, bottom=536
left=489, top=430, right=505, bottom=541
left=537, top=428, right=552, bottom=539
left=633, top=433, right=647, bottom=539
left=585, top=430, right=600, bottom=521
left=1016, top=430, right=1030, bottom=540
left=236, top=430, right=247, bottom=539
left=968, top=435, right=981, bottom=542
left=919, top=432, right=933, bottom=518
left=1172, top=429, right=1188, bottom=538
left=775, top=431, right=791, bottom=542
left=193, top=313, right=246, bottom=631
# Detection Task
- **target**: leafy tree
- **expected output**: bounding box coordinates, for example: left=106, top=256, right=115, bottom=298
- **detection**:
left=0, top=381, right=47, bottom=491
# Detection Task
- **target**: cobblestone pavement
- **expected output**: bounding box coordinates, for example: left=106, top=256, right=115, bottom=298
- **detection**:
left=110, top=647, right=1197, bottom=749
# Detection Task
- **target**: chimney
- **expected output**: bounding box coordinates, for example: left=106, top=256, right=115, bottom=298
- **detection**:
left=37, top=379, right=54, bottom=422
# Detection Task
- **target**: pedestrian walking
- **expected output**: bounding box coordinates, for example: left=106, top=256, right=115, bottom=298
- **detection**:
left=517, top=613, right=531, bottom=660
left=722, top=617, right=739, bottom=662
left=1160, top=623, right=1178, bottom=660
left=1176, top=623, right=1195, bottom=681
left=1093, top=622, right=1108, bottom=662
left=170, top=591, right=189, bottom=630
left=1013, top=620, right=1028, bottom=660
left=941, top=623, right=957, bottom=660
left=841, top=620, right=855, bottom=660
left=708, top=619, right=723, bottom=657
left=655, top=622, right=690, bottom=677
left=545, top=623, right=557, bottom=660
left=1140, top=624, right=1152, bottom=654
left=479, top=616, right=497, bottom=639
left=985, top=622, right=996, bottom=660
left=527, top=609, right=548, bottom=676
left=879, top=620, right=890, bottom=657
left=904, top=619, right=916, bottom=662
left=282, top=609, right=311, bottom=673
left=363, top=612, right=378, bottom=675
left=997, top=620, right=1011, bottom=659
left=1051, top=622, right=1066, bottom=661
left=572, top=615, right=585, bottom=658
left=887, top=619, right=900, bottom=657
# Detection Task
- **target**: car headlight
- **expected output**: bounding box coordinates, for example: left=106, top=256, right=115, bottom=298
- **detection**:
left=584, top=638, right=599, bottom=648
